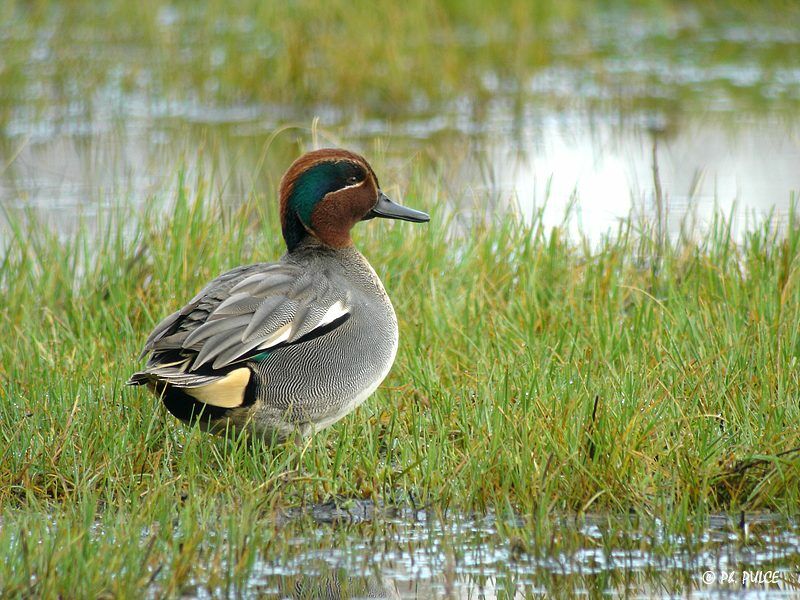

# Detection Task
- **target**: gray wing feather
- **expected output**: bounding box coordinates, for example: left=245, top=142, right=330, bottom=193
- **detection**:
left=141, top=264, right=259, bottom=354
left=140, top=368, right=218, bottom=388
left=229, top=269, right=290, bottom=295
left=289, top=303, right=335, bottom=340
left=193, top=329, right=247, bottom=369
left=138, top=261, right=351, bottom=379
left=210, top=336, right=269, bottom=370
left=183, top=314, right=252, bottom=348
left=139, top=309, right=182, bottom=358
left=242, top=299, right=298, bottom=341
left=213, top=292, right=263, bottom=316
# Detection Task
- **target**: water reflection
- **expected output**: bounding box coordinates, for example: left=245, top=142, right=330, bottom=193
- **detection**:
left=241, top=508, right=800, bottom=599
left=2, top=4, right=800, bottom=244
left=2, top=105, right=799, bottom=245
left=280, top=571, right=399, bottom=600
left=487, top=113, right=800, bottom=241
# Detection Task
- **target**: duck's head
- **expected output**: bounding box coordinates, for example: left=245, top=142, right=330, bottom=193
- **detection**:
left=279, top=148, right=429, bottom=251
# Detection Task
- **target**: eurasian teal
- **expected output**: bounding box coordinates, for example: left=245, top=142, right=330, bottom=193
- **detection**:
left=128, top=148, right=429, bottom=440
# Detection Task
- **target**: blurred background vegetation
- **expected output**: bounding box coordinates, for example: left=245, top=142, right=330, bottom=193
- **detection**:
left=2, top=0, right=800, bottom=125
left=2, top=0, right=799, bottom=240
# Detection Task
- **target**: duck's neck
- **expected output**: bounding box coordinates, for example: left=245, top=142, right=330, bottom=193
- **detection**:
left=282, top=209, right=310, bottom=252
left=285, top=234, right=355, bottom=256
left=283, top=211, right=353, bottom=252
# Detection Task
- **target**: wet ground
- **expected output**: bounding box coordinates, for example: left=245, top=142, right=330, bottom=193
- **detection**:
left=186, top=503, right=800, bottom=598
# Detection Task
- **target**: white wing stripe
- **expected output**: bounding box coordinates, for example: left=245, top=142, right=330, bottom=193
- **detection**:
left=317, top=300, right=349, bottom=328
left=256, top=322, right=293, bottom=350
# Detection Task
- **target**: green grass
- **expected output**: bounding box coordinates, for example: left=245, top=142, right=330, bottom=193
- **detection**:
left=0, top=156, right=799, bottom=595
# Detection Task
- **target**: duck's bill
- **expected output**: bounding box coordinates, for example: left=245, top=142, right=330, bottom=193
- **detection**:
left=366, top=191, right=430, bottom=222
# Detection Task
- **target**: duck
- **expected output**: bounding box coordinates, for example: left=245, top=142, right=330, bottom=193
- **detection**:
left=127, top=148, right=429, bottom=441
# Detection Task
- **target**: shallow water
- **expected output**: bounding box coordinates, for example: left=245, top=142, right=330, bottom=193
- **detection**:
left=190, top=505, right=800, bottom=599
left=2, top=8, right=800, bottom=242
left=4, top=104, right=799, bottom=247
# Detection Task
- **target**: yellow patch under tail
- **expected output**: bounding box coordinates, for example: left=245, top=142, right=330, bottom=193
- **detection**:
left=185, top=368, right=251, bottom=408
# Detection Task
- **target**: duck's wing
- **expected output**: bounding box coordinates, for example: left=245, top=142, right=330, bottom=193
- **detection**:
left=127, top=262, right=351, bottom=405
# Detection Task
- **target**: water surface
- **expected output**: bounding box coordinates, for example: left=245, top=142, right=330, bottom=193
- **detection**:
left=192, top=505, right=800, bottom=598
left=2, top=7, right=799, bottom=241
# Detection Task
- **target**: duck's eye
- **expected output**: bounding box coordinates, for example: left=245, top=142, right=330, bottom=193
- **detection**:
left=346, top=176, right=359, bottom=185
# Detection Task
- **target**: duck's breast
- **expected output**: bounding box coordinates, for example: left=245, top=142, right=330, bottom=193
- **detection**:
left=250, top=248, right=399, bottom=429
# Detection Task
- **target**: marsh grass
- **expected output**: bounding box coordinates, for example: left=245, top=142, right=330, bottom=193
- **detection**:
left=0, top=160, right=799, bottom=594
left=3, top=0, right=800, bottom=128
